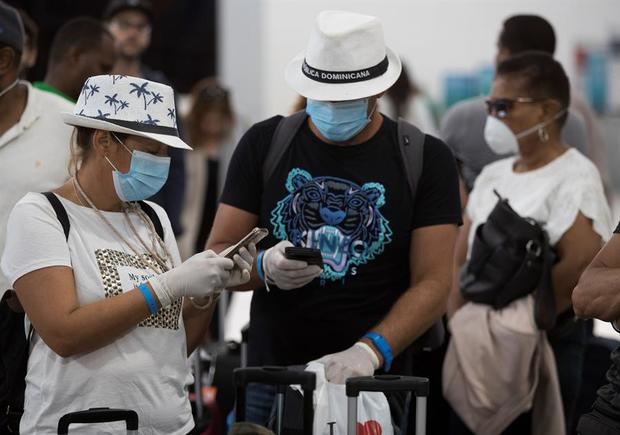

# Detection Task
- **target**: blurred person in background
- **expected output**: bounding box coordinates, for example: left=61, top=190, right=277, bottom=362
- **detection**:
left=380, top=63, right=439, bottom=136
left=104, top=0, right=186, bottom=236
left=179, top=78, right=242, bottom=259
left=0, top=1, right=74, bottom=308
left=441, top=15, right=590, bottom=199
left=33, top=17, right=115, bottom=102
left=16, top=8, right=37, bottom=79
left=447, top=52, right=611, bottom=434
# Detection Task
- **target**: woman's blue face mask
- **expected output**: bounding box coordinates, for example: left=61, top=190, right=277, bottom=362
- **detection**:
left=306, top=98, right=374, bottom=142
left=106, top=134, right=171, bottom=202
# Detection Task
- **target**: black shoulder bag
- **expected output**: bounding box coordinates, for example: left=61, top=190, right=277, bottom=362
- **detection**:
left=460, top=190, right=557, bottom=330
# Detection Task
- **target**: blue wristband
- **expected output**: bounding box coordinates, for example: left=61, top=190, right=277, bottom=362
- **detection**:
left=256, top=250, right=266, bottom=281
left=138, top=283, right=158, bottom=315
left=364, top=332, right=394, bottom=372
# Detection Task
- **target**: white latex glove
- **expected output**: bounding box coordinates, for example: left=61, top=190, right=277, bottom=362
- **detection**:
left=316, top=342, right=381, bottom=384
left=226, top=243, right=257, bottom=288
left=149, top=250, right=233, bottom=307
left=262, top=240, right=323, bottom=290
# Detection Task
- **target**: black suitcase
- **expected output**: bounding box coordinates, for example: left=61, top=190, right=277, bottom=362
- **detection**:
left=57, top=407, right=138, bottom=434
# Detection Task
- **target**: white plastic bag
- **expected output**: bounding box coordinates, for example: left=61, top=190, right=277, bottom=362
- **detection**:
left=306, top=361, right=394, bottom=435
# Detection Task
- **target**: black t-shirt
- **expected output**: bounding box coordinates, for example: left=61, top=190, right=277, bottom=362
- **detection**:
left=220, top=115, right=462, bottom=371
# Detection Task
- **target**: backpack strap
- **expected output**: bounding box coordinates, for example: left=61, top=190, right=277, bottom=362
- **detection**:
left=395, top=121, right=447, bottom=351
left=262, top=111, right=308, bottom=188
left=42, top=192, right=70, bottom=241
left=137, top=201, right=165, bottom=241
left=396, top=118, right=426, bottom=203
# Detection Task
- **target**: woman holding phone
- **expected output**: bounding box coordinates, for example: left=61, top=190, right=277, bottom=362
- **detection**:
left=1, top=75, right=256, bottom=434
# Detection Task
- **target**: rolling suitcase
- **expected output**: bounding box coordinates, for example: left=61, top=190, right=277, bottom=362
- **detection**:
left=234, top=366, right=316, bottom=435
left=346, top=375, right=429, bottom=435
left=57, top=407, right=138, bottom=434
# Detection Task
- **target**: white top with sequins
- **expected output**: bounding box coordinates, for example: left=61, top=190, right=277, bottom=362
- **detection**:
left=1, top=192, right=193, bottom=435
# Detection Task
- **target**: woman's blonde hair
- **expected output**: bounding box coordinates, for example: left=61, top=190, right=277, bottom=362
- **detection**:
left=68, top=127, right=128, bottom=175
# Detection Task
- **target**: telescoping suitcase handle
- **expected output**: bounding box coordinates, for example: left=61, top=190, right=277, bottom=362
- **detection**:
left=346, top=375, right=429, bottom=435
left=57, top=407, right=138, bottom=434
left=234, top=366, right=316, bottom=435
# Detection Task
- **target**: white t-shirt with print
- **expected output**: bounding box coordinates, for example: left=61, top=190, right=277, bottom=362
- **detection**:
left=467, top=149, right=613, bottom=255
left=1, top=193, right=194, bottom=435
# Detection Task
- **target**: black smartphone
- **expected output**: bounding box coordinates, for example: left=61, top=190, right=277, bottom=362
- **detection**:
left=284, top=247, right=324, bottom=267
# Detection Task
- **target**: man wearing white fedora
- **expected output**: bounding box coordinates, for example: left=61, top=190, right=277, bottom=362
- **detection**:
left=209, top=10, right=462, bottom=425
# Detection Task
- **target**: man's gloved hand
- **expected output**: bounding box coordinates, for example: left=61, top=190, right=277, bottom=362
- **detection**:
left=316, top=342, right=381, bottom=384
left=262, top=240, right=322, bottom=290
left=149, top=250, right=233, bottom=307
left=226, top=243, right=257, bottom=288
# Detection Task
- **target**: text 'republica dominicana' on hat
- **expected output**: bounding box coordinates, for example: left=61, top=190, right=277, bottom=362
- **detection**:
left=285, top=10, right=402, bottom=102
left=62, top=75, right=192, bottom=150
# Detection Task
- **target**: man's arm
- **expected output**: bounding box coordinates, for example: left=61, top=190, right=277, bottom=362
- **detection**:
left=447, top=216, right=471, bottom=318
left=206, top=203, right=261, bottom=291
left=362, top=224, right=458, bottom=360
left=573, top=233, right=620, bottom=320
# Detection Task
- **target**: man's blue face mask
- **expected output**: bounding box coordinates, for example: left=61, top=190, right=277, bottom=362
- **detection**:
left=306, top=98, right=374, bottom=142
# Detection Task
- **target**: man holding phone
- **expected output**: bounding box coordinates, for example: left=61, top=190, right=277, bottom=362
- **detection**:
left=208, top=11, right=461, bottom=424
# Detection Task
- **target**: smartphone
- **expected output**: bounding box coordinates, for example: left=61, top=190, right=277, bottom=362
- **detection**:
left=284, top=247, right=324, bottom=267
left=220, top=228, right=269, bottom=259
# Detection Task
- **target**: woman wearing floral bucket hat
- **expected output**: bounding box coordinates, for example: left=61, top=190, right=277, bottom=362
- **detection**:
left=1, top=74, right=256, bottom=434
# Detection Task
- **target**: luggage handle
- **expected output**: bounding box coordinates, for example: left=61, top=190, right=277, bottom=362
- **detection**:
left=234, top=365, right=316, bottom=391
left=345, top=375, right=429, bottom=397
left=346, top=376, right=428, bottom=435
left=234, top=366, right=316, bottom=435
left=57, top=407, right=138, bottom=434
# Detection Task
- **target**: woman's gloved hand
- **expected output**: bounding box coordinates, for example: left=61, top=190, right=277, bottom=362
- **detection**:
left=226, top=243, right=257, bottom=288
left=149, top=250, right=233, bottom=307
left=316, top=342, right=380, bottom=384
left=262, top=240, right=322, bottom=290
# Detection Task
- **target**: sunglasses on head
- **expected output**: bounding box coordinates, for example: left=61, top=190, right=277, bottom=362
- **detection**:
left=485, top=97, right=540, bottom=118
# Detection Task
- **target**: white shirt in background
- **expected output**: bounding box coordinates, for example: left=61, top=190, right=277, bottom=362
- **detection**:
left=467, top=148, right=612, bottom=252
left=1, top=193, right=193, bottom=435
left=0, top=82, right=74, bottom=295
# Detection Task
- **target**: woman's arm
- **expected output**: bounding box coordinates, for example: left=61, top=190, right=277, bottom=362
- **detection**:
left=573, top=233, right=620, bottom=320
left=553, top=212, right=603, bottom=314
left=14, top=266, right=157, bottom=357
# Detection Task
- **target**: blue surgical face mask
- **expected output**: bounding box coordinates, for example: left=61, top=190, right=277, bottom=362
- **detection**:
left=106, top=134, right=171, bottom=202
left=306, top=98, right=375, bottom=142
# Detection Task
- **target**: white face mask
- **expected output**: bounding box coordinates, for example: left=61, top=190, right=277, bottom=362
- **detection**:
left=483, top=109, right=567, bottom=155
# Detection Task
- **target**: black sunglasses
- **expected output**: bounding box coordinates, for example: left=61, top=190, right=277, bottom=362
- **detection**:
left=485, top=97, right=540, bottom=118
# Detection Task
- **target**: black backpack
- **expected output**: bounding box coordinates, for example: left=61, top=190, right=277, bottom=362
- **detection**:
left=262, top=112, right=444, bottom=352
left=0, top=192, right=164, bottom=434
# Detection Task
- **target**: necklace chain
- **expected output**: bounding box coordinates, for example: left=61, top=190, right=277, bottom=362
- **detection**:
left=72, top=176, right=171, bottom=273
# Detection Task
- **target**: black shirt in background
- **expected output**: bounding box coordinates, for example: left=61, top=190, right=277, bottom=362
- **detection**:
left=220, top=115, right=462, bottom=371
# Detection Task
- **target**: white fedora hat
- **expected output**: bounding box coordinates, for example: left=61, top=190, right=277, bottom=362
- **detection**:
left=285, top=10, right=402, bottom=102
left=62, top=75, right=192, bottom=150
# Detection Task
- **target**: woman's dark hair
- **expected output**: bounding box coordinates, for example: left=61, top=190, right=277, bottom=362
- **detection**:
left=496, top=51, right=570, bottom=126
left=69, top=127, right=129, bottom=173
left=185, top=77, right=234, bottom=147
left=498, top=15, right=556, bottom=55
left=385, top=64, right=420, bottom=119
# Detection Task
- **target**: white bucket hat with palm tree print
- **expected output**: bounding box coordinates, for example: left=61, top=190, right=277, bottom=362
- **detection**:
left=62, top=74, right=191, bottom=150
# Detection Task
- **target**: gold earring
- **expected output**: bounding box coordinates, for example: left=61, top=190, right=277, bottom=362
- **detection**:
left=538, top=127, right=549, bottom=142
